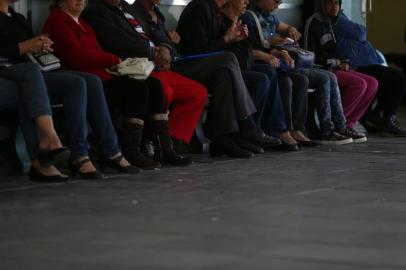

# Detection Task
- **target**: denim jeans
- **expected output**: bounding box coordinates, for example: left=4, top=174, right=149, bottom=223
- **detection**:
left=242, top=69, right=269, bottom=131
left=44, top=70, right=120, bottom=160
left=250, top=63, right=287, bottom=133
left=296, top=68, right=347, bottom=134
left=0, top=63, right=120, bottom=160
left=0, top=63, right=53, bottom=160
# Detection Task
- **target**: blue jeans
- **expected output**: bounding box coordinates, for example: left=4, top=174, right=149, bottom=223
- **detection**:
left=0, top=63, right=120, bottom=160
left=251, top=63, right=287, bottom=133
left=296, top=68, right=347, bottom=134
left=44, top=70, right=120, bottom=160
left=0, top=63, right=53, bottom=160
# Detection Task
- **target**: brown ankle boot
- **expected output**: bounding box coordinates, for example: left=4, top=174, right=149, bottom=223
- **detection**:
left=122, top=122, right=161, bottom=169
left=150, top=120, right=192, bottom=166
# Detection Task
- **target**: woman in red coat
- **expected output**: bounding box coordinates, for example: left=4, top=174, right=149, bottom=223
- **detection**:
left=43, top=0, right=200, bottom=167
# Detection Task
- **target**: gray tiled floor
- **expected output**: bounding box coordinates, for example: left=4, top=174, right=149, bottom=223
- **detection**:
left=1, top=114, right=406, bottom=269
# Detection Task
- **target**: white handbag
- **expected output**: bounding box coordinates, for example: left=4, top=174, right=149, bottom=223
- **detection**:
left=108, top=58, right=155, bottom=80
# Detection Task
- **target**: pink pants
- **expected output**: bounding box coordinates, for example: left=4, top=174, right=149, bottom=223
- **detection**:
left=334, top=70, right=378, bottom=128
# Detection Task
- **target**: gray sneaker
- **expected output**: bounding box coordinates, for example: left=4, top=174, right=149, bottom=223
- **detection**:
left=317, top=131, right=353, bottom=145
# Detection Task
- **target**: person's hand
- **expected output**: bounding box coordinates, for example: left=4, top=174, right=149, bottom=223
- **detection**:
left=224, top=20, right=247, bottom=43
left=280, top=50, right=295, bottom=68
left=266, top=54, right=280, bottom=68
left=168, top=30, right=181, bottom=44
left=338, top=62, right=350, bottom=71
left=286, top=26, right=301, bottom=42
left=238, top=21, right=249, bottom=38
left=19, top=34, right=54, bottom=55
left=154, top=46, right=171, bottom=70
left=269, top=36, right=287, bottom=48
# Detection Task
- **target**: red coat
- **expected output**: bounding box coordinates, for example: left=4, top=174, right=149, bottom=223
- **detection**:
left=43, top=8, right=120, bottom=81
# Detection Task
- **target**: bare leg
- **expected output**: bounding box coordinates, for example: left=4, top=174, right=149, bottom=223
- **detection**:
left=35, top=115, right=63, bottom=150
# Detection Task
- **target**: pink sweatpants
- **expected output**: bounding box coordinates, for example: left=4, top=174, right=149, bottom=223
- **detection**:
left=334, top=70, right=378, bottom=128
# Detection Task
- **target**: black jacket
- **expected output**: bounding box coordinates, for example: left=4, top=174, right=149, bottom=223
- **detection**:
left=81, top=0, right=169, bottom=60
left=0, top=8, right=32, bottom=63
left=303, top=0, right=342, bottom=68
left=176, top=0, right=226, bottom=56
left=128, top=1, right=177, bottom=57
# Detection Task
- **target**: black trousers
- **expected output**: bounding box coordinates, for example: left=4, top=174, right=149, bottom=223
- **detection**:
left=278, top=71, right=309, bottom=131
left=103, top=76, right=166, bottom=120
left=357, top=65, right=406, bottom=117
left=172, top=52, right=256, bottom=138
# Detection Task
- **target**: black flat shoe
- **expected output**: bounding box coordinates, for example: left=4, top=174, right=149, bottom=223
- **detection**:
left=38, top=147, right=70, bottom=166
left=100, top=155, right=142, bottom=174
left=70, top=158, right=103, bottom=180
left=29, top=166, right=69, bottom=182
left=296, top=140, right=319, bottom=147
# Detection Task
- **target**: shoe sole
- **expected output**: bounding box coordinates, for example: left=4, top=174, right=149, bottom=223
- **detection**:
left=317, top=138, right=353, bottom=145
left=352, top=137, right=367, bottom=143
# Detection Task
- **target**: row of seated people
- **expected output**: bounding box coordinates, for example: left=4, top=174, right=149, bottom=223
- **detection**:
left=0, top=0, right=405, bottom=181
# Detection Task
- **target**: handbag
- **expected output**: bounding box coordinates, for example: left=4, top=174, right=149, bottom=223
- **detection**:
left=107, top=58, right=155, bottom=80
left=281, top=44, right=315, bottom=69
left=27, top=52, right=61, bottom=72
left=246, top=9, right=315, bottom=69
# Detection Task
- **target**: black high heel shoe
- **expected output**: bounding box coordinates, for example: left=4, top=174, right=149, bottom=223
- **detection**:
left=70, top=158, right=103, bottom=180
left=99, top=155, right=141, bottom=174
left=29, top=166, right=69, bottom=182
left=38, top=147, right=70, bottom=166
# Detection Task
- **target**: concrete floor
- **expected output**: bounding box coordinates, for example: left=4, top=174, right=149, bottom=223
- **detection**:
left=1, top=115, right=406, bottom=269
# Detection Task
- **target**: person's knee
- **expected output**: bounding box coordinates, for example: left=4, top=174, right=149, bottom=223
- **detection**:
left=367, top=76, right=379, bottom=94
left=195, top=84, right=208, bottom=102
left=21, top=63, right=43, bottom=81
left=64, top=76, right=87, bottom=99
left=354, top=78, right=368, bottom=95
left=297, top=74, right=309, bottom=90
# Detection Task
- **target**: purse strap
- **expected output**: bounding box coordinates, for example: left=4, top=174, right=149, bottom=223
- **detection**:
left=246, top=10, right=267, bottom=48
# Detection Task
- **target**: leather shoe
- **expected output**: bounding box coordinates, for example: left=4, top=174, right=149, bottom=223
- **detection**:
left=29, top=166, right=69, bottom=182
left=38, top=147, right=70, bottom=166
left=296, top=140, right=319, bottom=147
left=235, top=138, right=264, bottom=154
left=210, top=137, right=254, bottom=158
left=70, top=158, right=103, bottom=180
left=240, top=129, right=281, bottom=148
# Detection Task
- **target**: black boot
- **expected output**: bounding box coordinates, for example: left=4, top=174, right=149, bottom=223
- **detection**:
left=122, top=122, right=161, bottom=169
left=151, top=120, right=192, bottom=166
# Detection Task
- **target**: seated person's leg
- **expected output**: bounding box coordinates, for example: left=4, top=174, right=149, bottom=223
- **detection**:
left=150, top=71, right=207, bottom=144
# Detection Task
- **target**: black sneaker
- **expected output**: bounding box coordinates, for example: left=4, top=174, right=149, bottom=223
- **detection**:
left=382, top=115, right=406, bottom=137
left=317, top=131, right=353, bottom=145
left=338, top=128, right=367, bottom=143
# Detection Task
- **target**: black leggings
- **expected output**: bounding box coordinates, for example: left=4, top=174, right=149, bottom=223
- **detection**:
left=103, top=76, right=166, bottom=120
left=357, top=65, right=406, bottom=117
